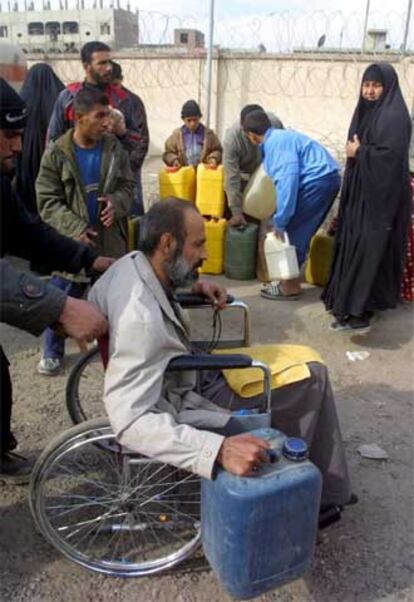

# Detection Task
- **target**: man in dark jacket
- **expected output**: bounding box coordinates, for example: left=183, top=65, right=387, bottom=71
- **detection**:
left=47, top=42, right=143, bottom=174
left=111, top=61, right=149, bottom=215
left=0, top=78, right=112, bottom=484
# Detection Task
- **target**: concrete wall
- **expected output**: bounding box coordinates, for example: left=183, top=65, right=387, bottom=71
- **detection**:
left=27, top=52, right=414, bottom=161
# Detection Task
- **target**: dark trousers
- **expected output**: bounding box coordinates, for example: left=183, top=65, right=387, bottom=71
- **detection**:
left=129, top=168, right=144, bottom=216
left=43, top=276, right=88, bottom=360
left=0, top=345, right=15, bottom=457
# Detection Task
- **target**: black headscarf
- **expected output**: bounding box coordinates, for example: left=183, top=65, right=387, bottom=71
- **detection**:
left=349, top=62, right=411, bottom=146
left=16, top=63, right=64, bottom=214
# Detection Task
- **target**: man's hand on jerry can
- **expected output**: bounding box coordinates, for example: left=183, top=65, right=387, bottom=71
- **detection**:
left=216, top=433, right=271, bottom=477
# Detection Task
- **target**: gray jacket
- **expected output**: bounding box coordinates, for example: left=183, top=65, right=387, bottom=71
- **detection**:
left=0, top=259, right=65, bottom=336
left=223, top=112, right=283, bottom=215
left=89, top=251, right=230, bottom=479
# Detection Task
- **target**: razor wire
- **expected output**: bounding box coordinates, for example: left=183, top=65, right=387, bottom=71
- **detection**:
left=20, top=6, right=414, bottom=163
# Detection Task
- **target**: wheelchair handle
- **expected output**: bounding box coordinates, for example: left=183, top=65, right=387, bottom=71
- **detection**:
left=167, top=353, right=252, bottom=372
left=167, top=355, right=272, bottom=414
left=176, top=292, right=234, bottom=307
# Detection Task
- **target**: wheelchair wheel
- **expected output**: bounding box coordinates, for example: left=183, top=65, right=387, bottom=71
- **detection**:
left=66, top=346, right=105, bottom=424
left=30, top=418, right=201, bottom=577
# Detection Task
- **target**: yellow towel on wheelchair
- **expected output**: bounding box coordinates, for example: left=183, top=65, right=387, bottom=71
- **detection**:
left=214, top=344, right=323, bottom=398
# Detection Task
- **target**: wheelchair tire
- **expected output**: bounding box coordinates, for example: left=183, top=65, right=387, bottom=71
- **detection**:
left=30, top=418, right=201, bottom=577
left=66, top=346, right=104, bottom=425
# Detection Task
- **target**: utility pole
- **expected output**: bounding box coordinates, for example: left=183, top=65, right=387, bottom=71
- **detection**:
left=362, top=0, right=371, bottom=52
left=205, top=0, right=215, bottom=127
left=402, top=0, right=413, bottom=54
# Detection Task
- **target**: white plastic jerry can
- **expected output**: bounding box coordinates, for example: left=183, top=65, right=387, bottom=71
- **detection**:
left=264, top=232, right=300, bottom=280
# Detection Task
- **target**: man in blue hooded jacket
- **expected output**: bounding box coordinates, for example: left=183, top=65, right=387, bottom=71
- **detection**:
left=243, top=110, right=340, bottom=300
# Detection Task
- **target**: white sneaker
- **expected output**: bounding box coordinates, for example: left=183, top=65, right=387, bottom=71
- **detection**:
left=37, top=357, right=62, bottom=376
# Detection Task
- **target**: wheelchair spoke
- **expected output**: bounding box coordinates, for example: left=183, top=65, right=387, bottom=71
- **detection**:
left=31, top=424, right=201, bottom=576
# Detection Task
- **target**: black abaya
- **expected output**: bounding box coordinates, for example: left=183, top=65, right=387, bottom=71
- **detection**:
left=322, top=63, right=412, bottom=319
left=15, top=63, right=64, bottom=214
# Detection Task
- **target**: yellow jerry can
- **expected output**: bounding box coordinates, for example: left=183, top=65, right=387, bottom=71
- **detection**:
left=127, top=216, right=140, bottom=252
left=196, top=163, right=225, bottom=217
left=199, top=218, right=226, bottom=275
left=159, top=166, right=196, bottom=203
left=304, top=232, right=335, bottom=286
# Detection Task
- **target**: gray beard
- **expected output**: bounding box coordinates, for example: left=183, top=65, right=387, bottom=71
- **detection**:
left=163, top=254, right=200, bottom=289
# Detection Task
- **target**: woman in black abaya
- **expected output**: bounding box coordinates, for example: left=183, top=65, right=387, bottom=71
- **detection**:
left=15, top=63, right=64, bottom=214
left=322, top=63, right=412, bottom=333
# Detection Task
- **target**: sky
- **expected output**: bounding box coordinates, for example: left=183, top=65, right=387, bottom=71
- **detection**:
left=3, top=1, right=413, bottom=51
left=133, top=0, right=413, bottom=51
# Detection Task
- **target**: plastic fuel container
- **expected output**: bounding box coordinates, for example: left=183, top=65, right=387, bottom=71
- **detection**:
left=196, top=163, right=225, bottom=217
left=305, top=232, right=335, bottom=286
left=224, top=223, right=258, bottom=280
left=127, top=216, right=140, bottom=252
left=242, top=164, right=276, bottom=221
left=201, top=428, right=322, bottom=600
left=158, top=165, right=196, bottom=202
left=264, top=232, right=300, bottom=281
left=199, top=218, right=226, bottom=274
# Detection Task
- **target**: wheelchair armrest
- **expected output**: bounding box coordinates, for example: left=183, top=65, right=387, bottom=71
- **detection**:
left=176, top=292, right=234, bottom=307
left=167, top=353, right=252, bottom=372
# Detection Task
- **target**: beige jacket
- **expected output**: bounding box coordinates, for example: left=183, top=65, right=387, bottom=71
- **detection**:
left=88, top=251, right=229, bottom=479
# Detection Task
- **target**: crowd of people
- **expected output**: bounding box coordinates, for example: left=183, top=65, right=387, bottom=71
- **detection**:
left=0, top=39, right=412, bottom=538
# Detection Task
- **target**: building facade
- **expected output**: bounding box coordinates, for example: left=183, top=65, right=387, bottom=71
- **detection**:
left=0, top=7, right=138, bottom=53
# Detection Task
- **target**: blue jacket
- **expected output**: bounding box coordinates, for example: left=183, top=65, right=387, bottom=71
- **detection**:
left=262, top=128, right=339, bottom=230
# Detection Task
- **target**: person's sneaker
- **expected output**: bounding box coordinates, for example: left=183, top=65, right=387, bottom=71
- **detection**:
left=37, top=357, right=62, bottom=376
left=0, top=451, right=35, bottom=485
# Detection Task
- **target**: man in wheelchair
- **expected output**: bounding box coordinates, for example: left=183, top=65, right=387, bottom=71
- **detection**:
left=89, top=198, right=354, bottom=523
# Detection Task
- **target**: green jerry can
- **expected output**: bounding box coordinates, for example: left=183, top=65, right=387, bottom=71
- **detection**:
left=305, top=232, right=335, bottom=286
left=224, top=223, right=258, bottom=280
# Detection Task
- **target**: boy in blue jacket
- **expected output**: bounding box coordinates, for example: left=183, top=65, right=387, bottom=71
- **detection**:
left=243, top=110, right=340, bottom=299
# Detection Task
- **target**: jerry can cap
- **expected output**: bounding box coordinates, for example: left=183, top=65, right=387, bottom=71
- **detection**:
left=283, top=437, right=308, bottom=461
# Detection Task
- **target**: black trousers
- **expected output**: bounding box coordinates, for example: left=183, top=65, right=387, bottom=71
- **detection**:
left=0, top=345, right=15, bottom=457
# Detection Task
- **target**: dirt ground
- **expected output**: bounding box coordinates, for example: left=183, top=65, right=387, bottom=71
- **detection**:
left=0, top=268, right=413, bottom=602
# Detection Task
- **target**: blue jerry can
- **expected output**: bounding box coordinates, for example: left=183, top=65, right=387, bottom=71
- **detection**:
left=201, top=428, right=322, bottom=600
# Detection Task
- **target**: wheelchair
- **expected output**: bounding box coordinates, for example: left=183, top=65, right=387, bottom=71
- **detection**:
left=65, top=292, right=251, bottom=425
left=30, top=351, right=272, bottom=577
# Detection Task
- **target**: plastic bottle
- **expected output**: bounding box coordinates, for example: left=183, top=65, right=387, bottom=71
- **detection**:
left=196, top=163, right=225, bottom=217
left=264, top=232, right=300, bottom=281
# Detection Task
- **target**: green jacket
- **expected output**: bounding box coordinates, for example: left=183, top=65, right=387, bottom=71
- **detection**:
left=36, top=130, right=134, bottom=281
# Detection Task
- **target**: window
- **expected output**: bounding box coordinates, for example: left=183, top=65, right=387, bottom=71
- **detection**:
left=63, top=21, right=78, bottom=34
left=45, top=22, right=61, bottom=35
left=28, top=22, right=44, bottom=35
left=0, top=25, right=8, bottom=38
left=180, top=33, right=188, bottom=44
left=100, top=23, right=110, bottom=35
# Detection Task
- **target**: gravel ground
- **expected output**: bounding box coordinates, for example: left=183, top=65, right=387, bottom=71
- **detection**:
left=1, top=274, right=413, bottom=602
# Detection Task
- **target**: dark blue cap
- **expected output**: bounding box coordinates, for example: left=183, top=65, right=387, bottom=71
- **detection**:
left=283, top=437, right=308, bottom=461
